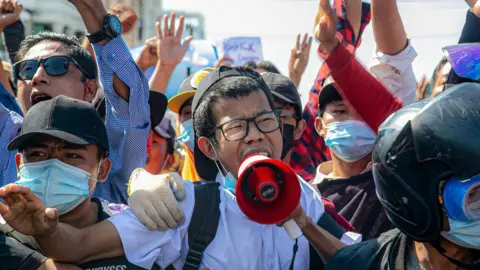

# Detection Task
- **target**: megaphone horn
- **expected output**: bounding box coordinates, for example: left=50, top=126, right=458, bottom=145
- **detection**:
left=237, top=155, right=303, bottom=239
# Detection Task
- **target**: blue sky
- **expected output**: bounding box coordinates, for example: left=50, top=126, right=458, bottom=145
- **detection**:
left=163, top=0, right=468, bottom=105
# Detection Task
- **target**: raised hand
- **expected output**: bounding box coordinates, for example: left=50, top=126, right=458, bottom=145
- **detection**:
left=0, top=0, right=22, bottom=31
left=0, top=184, right=58, bottom=237
left=288, top=33, right=312, bottom=87
left=155, top=12, right=193, bottom=68
left=67, top=0, right=108, bottom=36
left=466, top=0, right=480, bottom=17
left=314, top=0, right=339, bottom=54
left=135, top=37, right=158, bottom=71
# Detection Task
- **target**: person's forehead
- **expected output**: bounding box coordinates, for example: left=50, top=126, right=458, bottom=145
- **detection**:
left=213, top=90, right=272, bottom=122
left=23, top=135, right=89, bottom=150
left=24, top=41, right=68, bottom=60
left=325, top=100, right=346, bottom=110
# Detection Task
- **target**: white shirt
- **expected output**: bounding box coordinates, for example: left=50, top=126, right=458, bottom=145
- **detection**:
left=370, top=40, right=418, bottom=106
left=108, top=174, right=324, bottom=270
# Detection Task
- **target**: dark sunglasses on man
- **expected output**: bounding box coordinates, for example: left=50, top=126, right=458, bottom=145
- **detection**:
left=13, top=55, right=93, bottom=81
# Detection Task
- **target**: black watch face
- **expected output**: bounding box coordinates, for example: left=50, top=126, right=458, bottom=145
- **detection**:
left=108, top=15, right=123, bottom=35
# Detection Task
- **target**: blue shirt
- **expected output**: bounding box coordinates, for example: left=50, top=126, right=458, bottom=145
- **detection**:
left=0, top=83, right=22, bottom=116
left=0, top=36, right=150, bottom=204
left=108, top=174, right=324, bottom=270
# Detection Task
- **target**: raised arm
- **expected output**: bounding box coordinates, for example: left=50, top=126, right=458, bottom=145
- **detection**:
left=371, top=0, right=406, bottom=55
left=0, top=184, right=123, bottom=263
left=459, top=1, right=480, bottom=43
left=288, top=33, right=312, bottom=88
left=148, top=12, right=192, bottom=94
left=69, top=0, right=151, bottom=203
left=369, top=0, right=417, bottom=105
left=316, top=0, right=402, bottom=132
left=290, top=0, right=372, bottom=181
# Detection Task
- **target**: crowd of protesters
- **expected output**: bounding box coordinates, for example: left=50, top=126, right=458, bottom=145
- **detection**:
left=1, top=0, right=480, bottom=269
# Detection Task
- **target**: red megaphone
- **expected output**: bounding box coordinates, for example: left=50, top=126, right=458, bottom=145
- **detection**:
left=237, top=155, right=302, bottom=239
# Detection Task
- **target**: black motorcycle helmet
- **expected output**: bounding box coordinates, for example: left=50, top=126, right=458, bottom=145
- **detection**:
left=373, top=83, right=480, bottom=243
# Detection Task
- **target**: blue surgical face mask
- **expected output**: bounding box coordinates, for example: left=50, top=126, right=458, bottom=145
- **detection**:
left=324, top=120, right=376, bottom=162
left=441, top=219, right=480, bottom=250
left=16, top=159, right=100, bottom=215
left=223, top=173, right=237, bottom=194
left=209, top=140, right=237, bottom=194
left=178, top=119, right=195, bottom=151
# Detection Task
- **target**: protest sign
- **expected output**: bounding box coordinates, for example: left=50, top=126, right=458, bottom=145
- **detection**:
left=216, top=37, right=264, bottom=66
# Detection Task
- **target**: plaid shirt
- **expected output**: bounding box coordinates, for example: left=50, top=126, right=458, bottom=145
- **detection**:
left=290, top=0, right=372, bottom=181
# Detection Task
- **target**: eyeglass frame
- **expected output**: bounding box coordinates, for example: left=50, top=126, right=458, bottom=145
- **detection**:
left=13, top=55, right=93, bottom=81
left=209, top=110, right=282, bottom=142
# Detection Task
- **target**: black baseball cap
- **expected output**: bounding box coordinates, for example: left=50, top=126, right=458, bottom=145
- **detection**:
left=149, top=91, right=168, bottom=128
left=8, top=95, right=109, bottom=153
left=192, top=66, right=273, bottom=180
left=261, top=72, right=302, bottom=119
left=318, top=76, right=343, bottom=116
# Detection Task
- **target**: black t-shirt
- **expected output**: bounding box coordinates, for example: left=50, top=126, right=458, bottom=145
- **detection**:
left=316, top=170, right=394, bottom=239
left=0, top=232, right=47, bottom=270
left=0, top=198, right=161, bottom=270
left=325, top=229, right=409, bottom=270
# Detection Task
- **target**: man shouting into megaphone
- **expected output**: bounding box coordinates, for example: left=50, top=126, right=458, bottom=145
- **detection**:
left=0, top=66, right=354, bottom=269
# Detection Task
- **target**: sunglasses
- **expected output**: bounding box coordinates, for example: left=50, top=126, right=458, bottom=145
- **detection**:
left=13, top=56, right=92, bottom=81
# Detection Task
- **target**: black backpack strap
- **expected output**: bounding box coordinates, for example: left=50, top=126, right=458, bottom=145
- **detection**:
left=309, top=213, right=347, bottom=270
left=183, top=181, right=221, bottom=270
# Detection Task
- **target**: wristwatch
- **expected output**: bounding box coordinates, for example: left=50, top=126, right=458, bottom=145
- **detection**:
left=86, top=14, right=123, bottom=43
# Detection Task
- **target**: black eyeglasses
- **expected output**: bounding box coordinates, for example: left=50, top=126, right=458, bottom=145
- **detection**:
left=276, top=109, right=299, bottom=128
left=211, top=111, right=281, bottom=141
left=13, top=56, right=91, bottom=81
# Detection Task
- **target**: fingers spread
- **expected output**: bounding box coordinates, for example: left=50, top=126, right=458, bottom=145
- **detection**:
left=177, top=16, right=185, bottom=40
left=169, top=12, right=176, bottom=36
left=156, top=21, right=162, bottom=40
left=162, top=14, right=169, bottom=38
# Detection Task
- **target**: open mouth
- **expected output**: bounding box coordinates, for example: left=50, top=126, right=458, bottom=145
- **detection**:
left=242, top=150, right=272, bottom=161
left=31, top=93, right=52, bottom=106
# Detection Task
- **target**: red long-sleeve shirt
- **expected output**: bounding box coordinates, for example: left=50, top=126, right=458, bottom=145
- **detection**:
left=324, top=43, right=404, bottom=132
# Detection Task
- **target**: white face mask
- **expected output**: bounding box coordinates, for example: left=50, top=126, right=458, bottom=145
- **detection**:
left=441, top=218, right=480, bottom=250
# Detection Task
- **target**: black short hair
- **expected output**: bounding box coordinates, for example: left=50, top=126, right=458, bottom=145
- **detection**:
left=244, top=60, right=281, bottom=74
left=17, top=32, right=97, bottom=81
left=193, top=76, right=276, bottom=142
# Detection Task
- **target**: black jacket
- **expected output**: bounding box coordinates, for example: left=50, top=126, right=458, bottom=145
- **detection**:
left=325, top=229, right=409, bottom=270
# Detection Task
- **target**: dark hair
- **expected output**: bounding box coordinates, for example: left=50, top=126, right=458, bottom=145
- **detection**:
left=193, top=76, right=276, bottom=142
left=244, top=60, right=281, bottom=74
left=17, top=32, right=97, bottom=81
left=429, top=56, right=448, bottom=86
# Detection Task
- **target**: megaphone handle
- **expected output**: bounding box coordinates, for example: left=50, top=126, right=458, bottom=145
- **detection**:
left=283, top=219, right=303, bottom=239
